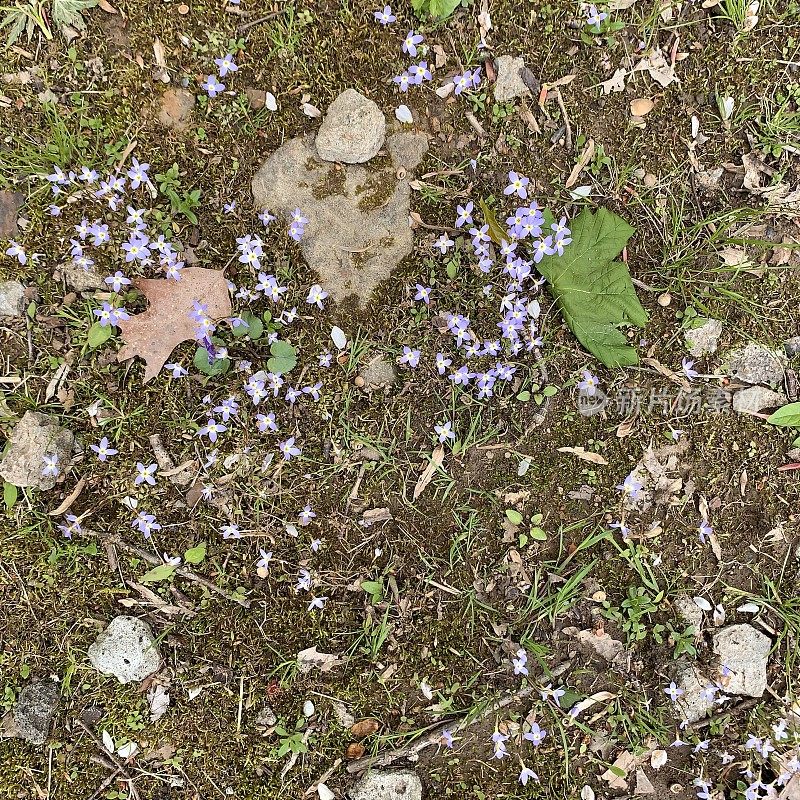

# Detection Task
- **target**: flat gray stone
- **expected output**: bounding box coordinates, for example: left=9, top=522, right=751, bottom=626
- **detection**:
left=0, top=190, right=24, bottom=237
left=493, top=55, right=532, bottom=102
left=0, top=280, right=24, bottom=317
left=315, top=89, right=386, bottom=164
left=64, top=260, right=105, bottom=291
left=359, top=357, right=398, bottom=389
left=0, top=411, right=73, bottom=490
left=634, top=768, right=656, bottom=795
left=350, top=770, right=422, bottom=800
left=674, top=595, right=703, bottom=632
left=712, top=624, right=770, bottom=697
left=88, top=616, right=161, bottom=684
left=252, top=136, right=413, bottom=304
left=674, top=662, right=715, bottom=722
left=11, top=682, right=59, bottom=745
left=727, top=343, right=786, bottom=388
left=684, top=319, right=722, bottom=358
left=387, top=131, right=429, bottom=171
left=732, top=386, right=787, bottom=415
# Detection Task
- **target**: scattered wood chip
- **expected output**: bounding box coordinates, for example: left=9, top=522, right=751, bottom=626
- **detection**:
left=413, top=445, right=444, bottom=500
left=350, top=719, right=380, bottom=739
left=630, top=98, right=654, bottom=116
left=557, top=446, right=608, bottom=465
left=566, top=138, right=595, bottom=188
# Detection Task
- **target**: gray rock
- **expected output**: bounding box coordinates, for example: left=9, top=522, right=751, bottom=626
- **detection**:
left=359, top=357, right=398, bottom=389
left=387, top=131, right=429, bottom=171
left=158, top=88, right=194, bottom=132
left=252, top=136, right=414, bottom=304
left=732, top=386, right=787, bottom=415
left=674, top=662, right=715, bottom=722
left=785, top=336, right=800, bottom=357
left=493, top=55, right=532, bottom=102
left=350, top=770, right=423, bottom=800
left=673, top=595, right=703, bottom=632
left=315, top=89, right=386, bottom=164
left=0, top=411, right=74, bottom=490
left=634, top=768, right=656, bottom=795
left=712, top=624, right=770, bottom=697
left=684, top=319, right=722, bottom=358
left=64, top=260, right=105, bottom=291
left=0, top=190, right=24, bottom=236
left=11, top=682, right=59, bottom=745
left=727, top=343, right=786, bottom=388
left=0, top=280, right=25, bottom=317
left=255, top=704, right=277, bottom=727
left=88, top=616, right=161, bottom=684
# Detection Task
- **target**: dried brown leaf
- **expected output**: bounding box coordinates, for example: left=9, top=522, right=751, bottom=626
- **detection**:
left=557, top=446, right=608, bottom=465
left=413, top=445, right=444, bottom=500
left=117, top=268, right=231, bottom=383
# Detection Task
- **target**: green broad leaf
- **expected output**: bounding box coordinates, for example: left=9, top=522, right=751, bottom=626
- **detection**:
left=543, top=385, right=558, bottom=397
left=429, top=0, right=461, bottom=18
left=361, top=579, right=384, bottom=604
left=793, top=434, right=800, bottom=448
left=267, top=340, right=297, bottom=375
left=51, top=0, right=98, bottom=33
left=140, top=563, right=176, bottom=583
left=767, top=403, right=800, bottom=428
left=516, top=390, right=531, bottom=402
left=531, top=526, right=547, bottom=541
left=478, top=199, right=508, bottom=245
left=87, top=322, right=112, bottom=348
left=536, top=208, right=648, bottom=367
left=4, top=481, right=18, bottom=512
left=505, top=509, right=523, bottom=526
left=183, top=542, right=206, bottom=565
left=194, top=344, right=230, bottom=377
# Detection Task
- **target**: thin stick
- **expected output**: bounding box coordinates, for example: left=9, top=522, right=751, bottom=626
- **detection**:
left=555, top=89, right=572, bottom=152
left=236, top=10, right=282, bottom=34
left=98, top=532, right=251, bottom=609
left=76, top=719, right=138, bottom=800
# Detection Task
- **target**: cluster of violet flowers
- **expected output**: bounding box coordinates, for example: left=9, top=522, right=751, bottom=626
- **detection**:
left=392, top=28, right=432, bottom=93
left=399, top=171, right=571, bottom=402
left=201, top=52, right=239, bottom=99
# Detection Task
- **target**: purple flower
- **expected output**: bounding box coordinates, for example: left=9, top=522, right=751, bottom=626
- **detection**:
left=374, top=5, right=396, bottom=23
left=455, top=201, right=473, bottom=227
left=202, top=74, right=225, bottom=97
left=42, top=454, right=60, bottom=477
left=259, top=209, right=276, bottom=226
left=682, top=358, right=699, bottom=381
left=223, top=201, right=237, bottom=214
left=409, top=61, right=432, bottom=83
left=256, top=412, right=278, bottom=433
left=519, top=767, right=539, bottom=786
left=512, top=648, right=528, bottom=676
left=434, top=421, right=455, bottom=443
left=504, top=170, right=530, bottom=199
left=164, top=362, right=188, bottom=378
left=214, top=53, right=238, bottom=77
left=698, top=520, right=712, bottom=543
left=257, top=549, right=272, bottom=573
left=402, top=29, right=424, bottom=56
left=58, top=513, right=82, bottom=539
left=213, top=397, right=239, bottom=422
left=577, top=369, right=600, bottom=396
left=105, top=271, right=131, bottom=293
left=198, top=418, right=226, bottom=443
left=524, top=722, right=547, bottom=746
left=491, top=731, right=509, bottom=759
left=435, top=353, right=452, bottom=375
left=664, top=682, right=684, bottom=701
left=449, top=365, right=472, bottom=386
left=586, top=4, right=608, bottom=26
left=398, top=346, right=421, bottom=367
left=134, top=462, right=157, bottom=486
left=393, top=72, right=412, bottom=92
left=452, top=70, right=473, bottom=95
left=127, top=157, right=150, bottom=189
left=298, top=504, right=316, bottom=525
left=617, top=472, right=643, bottom=500
left=308, top=595, right=328, bottom=611
left=440, top=729, right=454, bottom=748
left=279, top=437, right=301, bottom=460
left=414, top=284, right=431, bottom=304
left=434, top=233, right=454, bottom=253
left=221, top=522, right=241, bottom=539
left=306, top=284, right=329, bottom=309
left=121, top=235, right=150, bottom=263
left=90, top=437, right=118, bottom=461
left=5, top=241, right=27, bottom=265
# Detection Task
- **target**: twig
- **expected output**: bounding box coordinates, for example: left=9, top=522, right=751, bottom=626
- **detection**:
left=98, top=531, right=251, bottom=608
left=236, top=9, right=282, bottom=34
left=464, top=111, right=485, bottom=138
left=347, top=662, right=571, bottom=774
left=555, top=89, right=572, bottom=152
left=48, top=477, right=86, bottom=516
left=77, top=719, right=138, bottom=800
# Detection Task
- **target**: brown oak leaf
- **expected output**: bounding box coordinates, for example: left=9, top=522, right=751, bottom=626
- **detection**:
left=117, top=267, right=231, bottom=382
